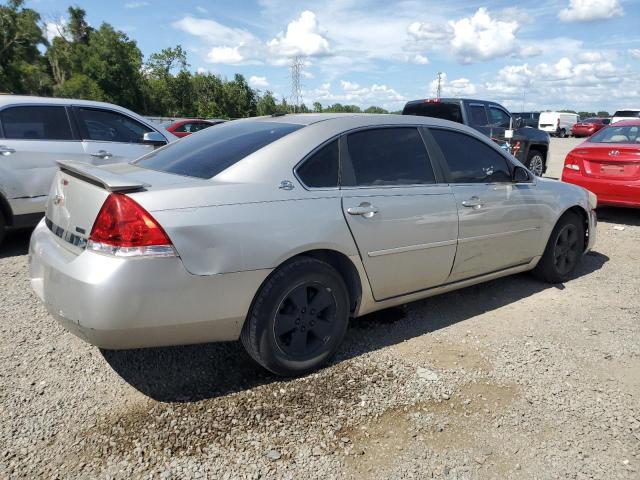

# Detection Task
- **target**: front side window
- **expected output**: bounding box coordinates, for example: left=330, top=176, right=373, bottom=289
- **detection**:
left=344, top=128, right=435, bottom=187
left=488, top=107, right=511, bottom=128
left=468, top=104, right=489, bottom=127
left=430, top=128, right=512, bottom=183
left=136, top=121, right=304, bottom=179
left=296, top=139, right=339, bottom=188
left=0, top=106, right=73, bottom=140
left=77, top=108, right=152, bottom=143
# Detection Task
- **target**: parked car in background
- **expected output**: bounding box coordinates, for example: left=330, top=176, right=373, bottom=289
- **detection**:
left=512, top=112, right=540, bottom=128
left=403, top=98, right=551, bottom=176
left=0, top=96, right=176, bottom=245
left=571, top=117, right=610, bottom=137
left=538, top=112, right=580, bottom=138
left=29, top=113, right=596, bottom=376
left=163, top=118, right=226, bottom=138
left=611, top=109, right=640, bottom=124
left=562, top=120, right=640, bottom=208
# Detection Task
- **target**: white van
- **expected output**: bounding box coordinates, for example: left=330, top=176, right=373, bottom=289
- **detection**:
left=538, top=112, right=579, bottom=137
left=611, top=109, right=640, bottom=124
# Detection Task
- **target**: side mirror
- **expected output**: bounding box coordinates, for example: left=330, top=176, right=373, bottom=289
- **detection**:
left=513, top=117, right=524, bottom=129
left=513, top=165, right=530, bottom=183
left=142, top=131, right=167, bottom=147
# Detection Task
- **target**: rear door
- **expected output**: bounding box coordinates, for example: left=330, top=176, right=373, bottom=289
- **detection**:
left=487, top=104, right=512, bottom=143
left=73, top=107, right=162, bottom=164
left=340, top=127, right=458, bottom=300
left=0, top=105, right=85, bottom=211
left=425, top=127, right=544, bottom=282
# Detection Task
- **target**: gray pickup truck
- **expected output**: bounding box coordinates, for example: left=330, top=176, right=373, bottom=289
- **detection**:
left=403, top=98, right=551, bottom=176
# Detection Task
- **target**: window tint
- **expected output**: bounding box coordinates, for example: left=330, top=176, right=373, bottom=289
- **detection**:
left=588, top=125, right=640, bottom=144
left=488, top=107, right=511, bottom=128
left=77, top=108, right=152, bottom=143
left=430, top=129, right=512, bottom=183
left=0, top=106, right=73, bottom=140
left=402, top=102, right=463, bottom=124
left=296, top=140, right=339, bottom=188
left=345, top=128, right=435, bottom=186
left=613, top=110, right=640, bottom=118
left=135, top=121, right=303, bottom=179
left=468, top=105, right=488, bottom=126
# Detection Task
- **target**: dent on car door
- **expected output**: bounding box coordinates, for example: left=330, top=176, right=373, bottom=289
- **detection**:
left=74, top=107, right=158, bottom=164
left=424, top=128, right=544, bottom=282
left=0, top=105, right=84, bottom=213
left=340, top=127, right=458, bottom=301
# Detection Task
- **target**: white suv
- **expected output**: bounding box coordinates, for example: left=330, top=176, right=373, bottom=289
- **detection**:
left=0, top=96, right=176, bottom=244
left=611, top=109, right=640, bottom=124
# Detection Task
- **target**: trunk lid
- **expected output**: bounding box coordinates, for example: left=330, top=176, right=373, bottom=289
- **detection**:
left=574, top=144, right=640, bottom=180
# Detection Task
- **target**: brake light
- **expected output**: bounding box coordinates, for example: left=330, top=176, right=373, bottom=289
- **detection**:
left=564, top=153, right=580, bottom=172
left=425, top=98, right=441, bottom=103
left=87, top=193, right=175, bottom=257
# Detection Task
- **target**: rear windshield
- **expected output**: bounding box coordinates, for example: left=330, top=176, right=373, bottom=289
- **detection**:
left=135, top=121, right=303, bottom=179
left=581, top=118, right=602, bottom=123
left=588, top=125, right=640, bottom=144
left=402, top=102, right=463, bottom=124
left=613, top=110, right=640, bottom=118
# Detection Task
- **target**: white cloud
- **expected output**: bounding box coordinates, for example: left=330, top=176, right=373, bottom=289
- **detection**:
left=249, top=75, right=269, bottom=88
left=558, top=0, right=623, bottom=22
left=44, top=17, right=67, bottom=42
left=307, top=81, right=405, bottom=109
left=196, top=6, right=208, bottom=14
left=125, top=2, right=149, bottom=8
left=519, top=45, right=542, bottom=58
left=577, top=51, right=606, bottom=62
left=207, top=47, right=244, bottom=64
left=267, top=11, right=330, bottom=58
left=630, top=49, right=640, bottom=60
left=449, top=8, right=520, bottom=63
left=411, top=54, right=429, bottom=65
left=429, top=73, right=477, bottom=97
left=407, top=22, right=451, bottom=42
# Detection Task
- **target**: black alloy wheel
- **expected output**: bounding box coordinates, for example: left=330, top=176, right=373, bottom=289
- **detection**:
left=553, top=224, right=580, bottom=276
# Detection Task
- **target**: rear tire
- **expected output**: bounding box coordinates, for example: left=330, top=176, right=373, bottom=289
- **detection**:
left=525, top=150, right=545, bottom=177
left=558, top=128, right=566, bottom=138
left=241, top=257, right=350, bottom=376
left=532, top=212, right=585, bottom=284
left=0, top=211, right=5, bottom=247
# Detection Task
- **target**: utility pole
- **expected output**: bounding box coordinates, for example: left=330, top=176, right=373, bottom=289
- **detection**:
left=436, top=72, right=443, bottom=99
left=290, top=56, right=304, bottom=113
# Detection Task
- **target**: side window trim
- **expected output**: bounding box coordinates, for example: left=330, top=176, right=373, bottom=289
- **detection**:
left=339, top=125, right=438, bottom=190
left=293, top=134, right=342, bottom=190
left=424, top=126, right=517, bottom=185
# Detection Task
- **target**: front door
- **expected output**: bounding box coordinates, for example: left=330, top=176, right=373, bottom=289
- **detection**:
left=340, top=127, right=458, bottom=300
left=426, top=127, right=543, bottom=282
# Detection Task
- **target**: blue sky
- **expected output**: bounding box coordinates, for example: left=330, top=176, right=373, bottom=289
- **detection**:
left=33, top=0, right=640, bottom=112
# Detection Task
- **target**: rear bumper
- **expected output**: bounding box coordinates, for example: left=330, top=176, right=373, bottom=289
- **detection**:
left=562, top=170, right=640, bottom=208
left=29, top=220, right=271, bottom=349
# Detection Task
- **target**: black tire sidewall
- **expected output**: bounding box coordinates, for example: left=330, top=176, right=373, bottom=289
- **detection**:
left=247, top=259, right=350, bottom=375
left=526, top=150, right=545, bottom=176
left=537, top=213, right=585, bottom=283
left=0, top=211, right=5, bottom=246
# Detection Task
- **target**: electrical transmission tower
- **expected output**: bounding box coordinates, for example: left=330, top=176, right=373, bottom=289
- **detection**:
left=290, top=56, right=304, bottom=113
left=436, top=72, right=443, bottom=99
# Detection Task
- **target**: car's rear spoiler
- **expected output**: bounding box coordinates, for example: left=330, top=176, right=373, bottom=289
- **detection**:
left=57, top=160, right=148, bottom=192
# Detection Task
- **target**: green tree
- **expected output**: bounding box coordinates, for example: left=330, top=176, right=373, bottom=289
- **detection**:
left=54, top=73, right=104, bottom=100
left=313, top=101, right=323, bottom=113
left=364, top=106, right=388, bottom=114
left=256, top=90, right=278, bottom=116
left=0, top=0, right=50, bottom=94
left=222, top=74, right=257, bottom=118
left=597, top=111, right=610, bottom=117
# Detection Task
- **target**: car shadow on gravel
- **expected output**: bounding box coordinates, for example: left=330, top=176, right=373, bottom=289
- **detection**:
left=0, top=229, right=32, bottom=259
left=102, top=251, right=609, bottom=403
left=597, top=206, right=640, bottom=227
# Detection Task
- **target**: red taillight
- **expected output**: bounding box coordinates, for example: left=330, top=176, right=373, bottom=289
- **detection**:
left=425, top=98, right=441, bottom=103
left=88, top=193, right=175, bottom=257
left=564, top=152, right=581, bottom=172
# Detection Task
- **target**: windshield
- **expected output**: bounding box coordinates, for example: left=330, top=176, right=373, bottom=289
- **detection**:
left=402, top=102, right=463, bottom=124
left=588, top=125, right=640, bottom=144
left=135, top=121, right=304, bottom=179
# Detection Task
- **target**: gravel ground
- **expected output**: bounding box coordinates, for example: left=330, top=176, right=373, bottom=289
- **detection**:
left=1, top=138, right=639, bottom=479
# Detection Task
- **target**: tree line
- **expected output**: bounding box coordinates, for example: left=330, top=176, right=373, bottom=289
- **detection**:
left=0, top=1, right=389, bottom=118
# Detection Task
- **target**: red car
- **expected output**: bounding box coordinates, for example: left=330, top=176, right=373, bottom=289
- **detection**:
left=562, top=120, right=640, bottom=208
left=163, top=118, right=226, bottom=138
left=571, top=117, right=610, bottom=137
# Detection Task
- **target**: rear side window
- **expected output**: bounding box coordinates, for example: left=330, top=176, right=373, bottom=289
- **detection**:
left=136, top=121, right=303, bottom=179
left=344, top=128, right=435, bottom=186
left=430, top=128, right=512, bottom=183
left=468, top=105, right=488, bottom=127
left=402, top=102, right=463, bottom=124
left=296, top=140, right=339, bottom=188
left=588, top=125, right=640, bottom=144
left=0, top=106, right=73, bottom=140
left=76, top=108, right=152, bottom=143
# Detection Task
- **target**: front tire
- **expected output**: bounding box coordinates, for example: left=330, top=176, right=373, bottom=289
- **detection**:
left=526, top=149, right=545, bottom=177
left=0, top=211, right=5, bottom=247
left=241, top=257, right=350, bottom=376
left=532, top=212, right=585, bottom=283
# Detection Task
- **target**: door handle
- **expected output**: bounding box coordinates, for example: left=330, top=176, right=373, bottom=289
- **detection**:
left=90, top=150, right=113, bottom=159
left=0, top=145, right=16, bottom=155
left=461, top=196, right=483, bottom=208
left=347, top=203, right=379, bottom=218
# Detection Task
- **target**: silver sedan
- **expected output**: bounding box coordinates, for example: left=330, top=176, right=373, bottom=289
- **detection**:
left=29, top=114, right=597, bottom=376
